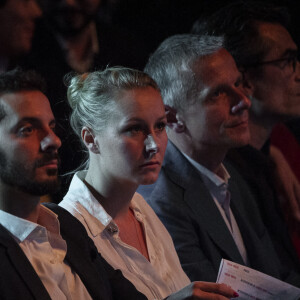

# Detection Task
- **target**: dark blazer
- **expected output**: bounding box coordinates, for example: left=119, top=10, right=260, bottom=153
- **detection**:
left=0, top=224, right=51, bottom=300
left=227, top=145, right=300, bottom=271
left=138, top=141, right=300, bottom=286
left=0, top=204, right=147, bottom=300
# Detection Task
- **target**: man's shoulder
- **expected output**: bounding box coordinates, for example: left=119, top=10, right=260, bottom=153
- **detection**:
left=138, top=166, right=183, bottom=202
left=0, top=223, right=21, bottom=248
left=0, top=224, right=52, bottom=300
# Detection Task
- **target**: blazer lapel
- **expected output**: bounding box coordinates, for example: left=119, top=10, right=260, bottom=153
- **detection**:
left=164, top=142, right=245, bottom=265
left=227, top=168, right=282, bottom=278
left=44, top=203, right=113, bottom=300
left=0, top=225, right=51, bottom=300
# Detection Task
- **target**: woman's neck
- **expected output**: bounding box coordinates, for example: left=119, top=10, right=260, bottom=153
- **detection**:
left=84, top=169, right=137, bottom=219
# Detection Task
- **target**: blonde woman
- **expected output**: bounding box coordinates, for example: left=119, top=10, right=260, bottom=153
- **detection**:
left=60, top=67, right=238, bottom=300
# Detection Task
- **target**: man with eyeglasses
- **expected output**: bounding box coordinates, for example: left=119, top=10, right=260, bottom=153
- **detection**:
left=192, top=0, right=300, bottom=273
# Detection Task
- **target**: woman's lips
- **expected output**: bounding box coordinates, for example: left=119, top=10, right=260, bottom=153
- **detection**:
left=140, top=161, right=160, bottom=168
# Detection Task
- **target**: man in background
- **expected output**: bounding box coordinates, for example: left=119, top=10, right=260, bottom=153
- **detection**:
left=0, top=0, right=41, bottom=73
left=192, top=0, right=300, bottom=262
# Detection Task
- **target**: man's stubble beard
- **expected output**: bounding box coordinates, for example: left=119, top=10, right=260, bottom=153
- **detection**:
left=0, top=150, right=60, bottom=196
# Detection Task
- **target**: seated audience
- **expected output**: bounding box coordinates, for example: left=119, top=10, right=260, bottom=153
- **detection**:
left=138, top=34, right=300, bottom=287
left=59, top=66, right=238, bottom=300
left=0, top=68, right=147, bottom=299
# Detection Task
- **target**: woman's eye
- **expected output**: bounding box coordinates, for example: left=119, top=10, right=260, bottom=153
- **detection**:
left=127, top=125, right=143, bottom=135
left=156, top=122, right=166, bottom=132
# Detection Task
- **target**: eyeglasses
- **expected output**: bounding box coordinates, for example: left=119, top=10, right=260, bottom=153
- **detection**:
left=244, top=53, right=298, bottom=73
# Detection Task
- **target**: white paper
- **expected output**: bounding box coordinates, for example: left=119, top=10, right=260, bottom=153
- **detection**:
left=216, top=259, right=300, bottom=300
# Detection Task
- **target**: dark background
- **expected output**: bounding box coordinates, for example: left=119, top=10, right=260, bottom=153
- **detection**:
left=101, top=0, right=300, bottom=59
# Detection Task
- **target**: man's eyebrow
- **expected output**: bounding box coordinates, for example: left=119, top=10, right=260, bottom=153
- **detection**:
left=17, top=117, right=40, bottom=125
left=15, top=117, right=56, bottom=129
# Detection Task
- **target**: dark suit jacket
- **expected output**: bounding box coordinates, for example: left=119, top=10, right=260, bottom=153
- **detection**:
left=138, top=141, right=300, bottom=287
left=227, top=145, right=300, bottom=271
left=0, top=204, right=146, bottom=300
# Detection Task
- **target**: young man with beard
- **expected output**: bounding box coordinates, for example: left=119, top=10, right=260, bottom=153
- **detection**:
left=0, top=69, right=147, bottom=300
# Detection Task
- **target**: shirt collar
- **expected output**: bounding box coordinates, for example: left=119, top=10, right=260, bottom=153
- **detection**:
left=181, top=152, right=231, bottom=206
left=65, top=171, right=143, bottom=237
left=182, top=152, right=230, bottom=186
left=0, top=205, right=60, bottom=242
left=66, top=171, right=115, bottom=236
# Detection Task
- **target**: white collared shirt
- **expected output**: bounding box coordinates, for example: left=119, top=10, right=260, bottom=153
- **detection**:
left=60, top=171, right=190, bottom=300
left=182, top=153, right=249, bottom=265
left=0, top=206, right=92, bottom=300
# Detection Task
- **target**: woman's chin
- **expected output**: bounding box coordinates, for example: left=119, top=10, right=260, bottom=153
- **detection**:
left=140, top=175, right=159, bottom=186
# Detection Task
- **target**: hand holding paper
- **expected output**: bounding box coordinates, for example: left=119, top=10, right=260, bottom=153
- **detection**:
left=217, top=259, right=300, bottom=300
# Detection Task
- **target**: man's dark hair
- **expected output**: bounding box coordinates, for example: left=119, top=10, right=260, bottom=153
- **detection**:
left=191, top=1, right=290, bottom=71
left=0, top=68, right=46, bottom=95
left=0, top=68, right=47, bottom=120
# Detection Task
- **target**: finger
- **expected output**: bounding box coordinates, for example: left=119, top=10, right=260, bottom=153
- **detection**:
left=193, top=282, right=238, bottom=298
left=192, top=289, right=234, bottom=300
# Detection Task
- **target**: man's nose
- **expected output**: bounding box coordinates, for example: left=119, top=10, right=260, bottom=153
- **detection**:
left=40, top=130, right=62, bottom=152
left=231, top=90, right=251, bottom=114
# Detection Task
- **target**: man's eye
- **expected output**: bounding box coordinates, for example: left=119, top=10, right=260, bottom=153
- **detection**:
left=18, top=126, right=34, bottom=136
left=234, top=79, right=242, bottom=88
left=50, top=125, right=56, bottom=134
left=212, top=90, right=226, bottom=98
left=286, top=56, right=297, bottom=66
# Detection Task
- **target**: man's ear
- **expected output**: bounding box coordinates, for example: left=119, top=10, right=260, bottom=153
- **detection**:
left=165, top=105, right=185, bottom=133
left=81, top=126, right=100, bottom=154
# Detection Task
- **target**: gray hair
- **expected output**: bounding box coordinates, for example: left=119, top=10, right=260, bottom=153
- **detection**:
left=67, top=66, right=159, bottom=141
left=144, top=34, right=224, bottom=112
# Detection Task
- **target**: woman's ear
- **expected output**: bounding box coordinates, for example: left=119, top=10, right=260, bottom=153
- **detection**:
left=165, top=105, right=186, bottom=133
left=81, top=127, right=100, bottom=154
